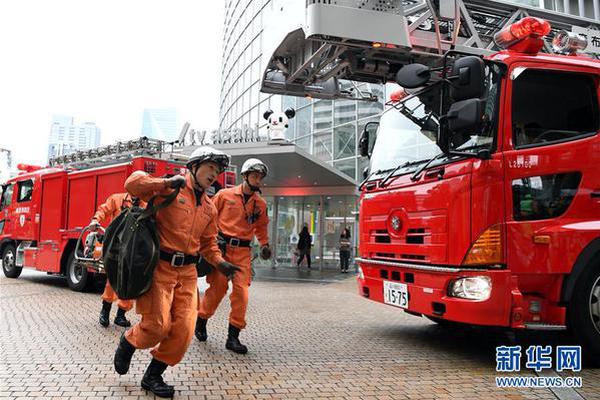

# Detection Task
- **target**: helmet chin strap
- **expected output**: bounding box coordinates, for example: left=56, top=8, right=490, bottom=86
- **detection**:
left=191, top=165, right=205, bottom=191
left=243, top=177, right=261, bottom=193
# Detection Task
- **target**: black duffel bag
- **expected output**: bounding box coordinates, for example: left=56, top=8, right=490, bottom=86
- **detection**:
left=103, top=188, right=180, bottom=299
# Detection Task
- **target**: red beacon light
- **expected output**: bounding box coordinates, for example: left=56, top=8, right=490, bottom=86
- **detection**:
left=493, top=17, right=551, bottom=54
left=389, top=87, right=409, bottom=103
left=17, top=164, right=42, bottom=173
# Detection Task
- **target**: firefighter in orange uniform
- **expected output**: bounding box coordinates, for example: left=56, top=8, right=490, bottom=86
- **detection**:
left=196, top=158, right=271, bottom=354
left=113, top=147, right=240, bottom=398
left=89, top=193, right=141, bottom=328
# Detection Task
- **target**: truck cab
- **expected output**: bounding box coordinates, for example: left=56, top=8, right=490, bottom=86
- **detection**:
left=357, top=27, right=600, bottom=362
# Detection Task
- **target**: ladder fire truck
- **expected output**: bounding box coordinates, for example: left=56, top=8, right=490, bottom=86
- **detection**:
left=260, top=0, right=600, bottom=362
left=0, top=138, right=235, bottom=291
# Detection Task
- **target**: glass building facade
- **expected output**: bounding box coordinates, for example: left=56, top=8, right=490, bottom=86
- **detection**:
left=219, top=0, right=387, bottom=184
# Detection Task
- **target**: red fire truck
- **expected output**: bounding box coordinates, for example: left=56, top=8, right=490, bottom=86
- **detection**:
left=0, top=138, right=235, bottom=291
left=259, top=2, right=600, bottom=362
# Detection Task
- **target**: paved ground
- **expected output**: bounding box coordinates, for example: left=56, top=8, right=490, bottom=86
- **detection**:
left=1, top=267, right=599, bottom=399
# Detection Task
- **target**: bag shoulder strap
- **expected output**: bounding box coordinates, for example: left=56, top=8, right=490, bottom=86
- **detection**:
left=138, top=187, right=181, bottom=221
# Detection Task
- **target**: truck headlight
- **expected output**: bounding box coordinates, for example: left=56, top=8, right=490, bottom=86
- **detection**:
left=448, top=276, right=492, bottom=301
left=357, top=266, right=364, bottom=280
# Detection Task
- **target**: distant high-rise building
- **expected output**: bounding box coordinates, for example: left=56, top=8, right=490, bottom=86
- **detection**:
left=0, top=148, right=13, bottom=183
left=47, top=115, right=101, bottom=161
left=141, top=108, right=179, bottom=142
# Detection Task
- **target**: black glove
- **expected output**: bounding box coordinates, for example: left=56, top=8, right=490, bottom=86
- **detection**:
left=217, top=261, right=241, bottom=279
left=165, top=175, right=186, bottom=189
left=196, top=257, right=213, bottom=277
left=260, top=245, right=272, bottom=260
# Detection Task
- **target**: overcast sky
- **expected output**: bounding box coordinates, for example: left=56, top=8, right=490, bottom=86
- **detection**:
left=0, top=0, right=224, bottom=166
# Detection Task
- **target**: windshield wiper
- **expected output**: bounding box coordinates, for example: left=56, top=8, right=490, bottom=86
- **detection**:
left=358, top=169, right=383, bottom=191
left=410, top=153, right=447, bottom=181
left=379, top=160, right=427, bottom=188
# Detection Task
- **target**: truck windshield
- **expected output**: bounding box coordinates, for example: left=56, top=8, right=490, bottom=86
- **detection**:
left=369, top=62, right=501, bottom=175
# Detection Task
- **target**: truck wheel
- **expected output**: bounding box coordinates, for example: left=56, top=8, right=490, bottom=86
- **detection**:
left=2, top=244, right=22, bottom=279
left=568, top=263, right=600, bottom=366
left=66, top=251, right=95, bottom=292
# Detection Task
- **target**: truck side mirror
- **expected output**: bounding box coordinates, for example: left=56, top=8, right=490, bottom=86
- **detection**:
left=359, top=121, right=379, bottom=158
left=449, top=56, right=485, bottom=100
left=396, top=64, right=431, bottom=89
left=446, top=98, right=483, bottom=133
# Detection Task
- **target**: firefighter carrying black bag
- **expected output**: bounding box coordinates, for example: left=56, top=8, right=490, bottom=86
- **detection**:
left=103, top=187, right=180, bottom=299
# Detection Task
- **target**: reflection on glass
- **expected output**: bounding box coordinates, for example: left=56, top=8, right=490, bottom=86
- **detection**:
left=334, top=158, right=356, bottom=181
left=334, top=123, right=356, bottom=160
left=313, top=130, right=332, bottom=161
left=314, top=100, right=332, bottom=131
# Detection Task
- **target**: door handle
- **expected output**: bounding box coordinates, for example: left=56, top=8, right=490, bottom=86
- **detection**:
left=591, top=191, right=600, bottom=198
left=425, top=167, right=445, bottom=180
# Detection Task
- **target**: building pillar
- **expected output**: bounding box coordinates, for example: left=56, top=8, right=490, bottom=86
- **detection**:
left=271, top=197, right=279, bottom=268
left=563, top=0, right=571, bottom=14
left=594, top=0, right=600, bottom=19
left=319, top=195, right=324, bottom=271
left=578, top=0, right=586, bottom=16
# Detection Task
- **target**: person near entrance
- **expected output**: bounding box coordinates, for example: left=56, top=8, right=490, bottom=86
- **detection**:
left=297, top=224, right=312, bottom=269
left=89, top=193, right=140, bottom=328
left=339, top=229, right=351, bottom=273
left=113, top=146, right=240, bottom=398
left=195, top=158, right=271, bottom=354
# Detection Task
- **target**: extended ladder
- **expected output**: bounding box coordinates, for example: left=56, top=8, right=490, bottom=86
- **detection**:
left=260, top=0, right=600, bottom=100
left=48, top=137, right=188, bottom=170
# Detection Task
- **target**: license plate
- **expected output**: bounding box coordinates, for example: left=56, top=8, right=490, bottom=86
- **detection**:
left=383, top=281, right=409, bottom=309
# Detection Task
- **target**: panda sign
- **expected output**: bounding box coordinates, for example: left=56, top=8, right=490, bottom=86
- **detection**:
left=263, top=108, right=296, bottom=141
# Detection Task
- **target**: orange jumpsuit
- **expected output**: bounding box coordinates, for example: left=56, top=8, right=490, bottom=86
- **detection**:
left=198, top=184, right=269, bottom=330
left=94, top=193, right=137, bottom=312
left=124, top=171, right=225, bottom=366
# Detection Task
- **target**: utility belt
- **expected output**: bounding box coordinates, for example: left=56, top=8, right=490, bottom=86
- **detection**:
left=218, top=232, right=251, bottom=248
left=159, top=249, right=200, bottom=267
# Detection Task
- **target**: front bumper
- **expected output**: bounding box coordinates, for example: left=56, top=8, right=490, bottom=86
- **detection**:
left=356, top=257, right=513, bottom=327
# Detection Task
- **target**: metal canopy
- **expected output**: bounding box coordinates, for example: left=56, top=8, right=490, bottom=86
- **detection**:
left=196, top=142, right=356, bottom=188
left=260, top=0, right=600, bottom=100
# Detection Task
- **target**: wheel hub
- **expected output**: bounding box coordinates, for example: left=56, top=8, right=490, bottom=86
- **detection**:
left=590, top=275, right=600, bottom=335
left=3, top=251, right=15, bottom=270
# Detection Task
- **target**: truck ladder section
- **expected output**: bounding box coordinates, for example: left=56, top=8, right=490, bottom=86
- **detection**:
left=48, top=137, right=188, bottom=170
left=260, top=0, right=600, bottom=101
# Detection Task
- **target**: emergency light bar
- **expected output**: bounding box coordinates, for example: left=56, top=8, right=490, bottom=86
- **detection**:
left=16, top=164, right=42, bottom=173
left=493, top=17, right=551, bottom=53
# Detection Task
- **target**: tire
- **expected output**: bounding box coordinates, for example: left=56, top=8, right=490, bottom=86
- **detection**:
left=2, top=244, right=22, bottom=279
left=65, top=250, right=95, bottom=292
left=567, top=263, right=600, bottom=366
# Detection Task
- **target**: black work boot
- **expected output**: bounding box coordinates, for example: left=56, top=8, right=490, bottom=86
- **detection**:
left=114, top=307, right=131, bottom=327
left=225, top=324, right=248, bottom=354
left=114, top=332, right=136, bottom=375
left=141, top=358, right=175, bottom=398
left=195, top=317, right=208, bottom=342
left=99, top=300, right=112, bottom=327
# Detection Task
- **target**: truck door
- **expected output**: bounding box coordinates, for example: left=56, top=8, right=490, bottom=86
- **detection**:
left=37, top=174, right=66, bottom=272
left=504, top=64, right=600, bottom=276
left=0, top=183, right=14, bottom=236
left=13, top=178, right=38, bottom=240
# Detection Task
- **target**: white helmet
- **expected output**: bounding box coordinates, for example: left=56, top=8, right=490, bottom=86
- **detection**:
left=186, top=146, right=230, bottom=173
left=241, top=158, right=268, bottom=177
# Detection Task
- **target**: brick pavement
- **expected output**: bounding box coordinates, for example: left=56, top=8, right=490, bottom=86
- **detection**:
left=0, top=268, right=598, bottom=399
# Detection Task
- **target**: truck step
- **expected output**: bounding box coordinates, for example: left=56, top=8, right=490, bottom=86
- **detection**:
left=524, top=323, right=567, bottom=331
